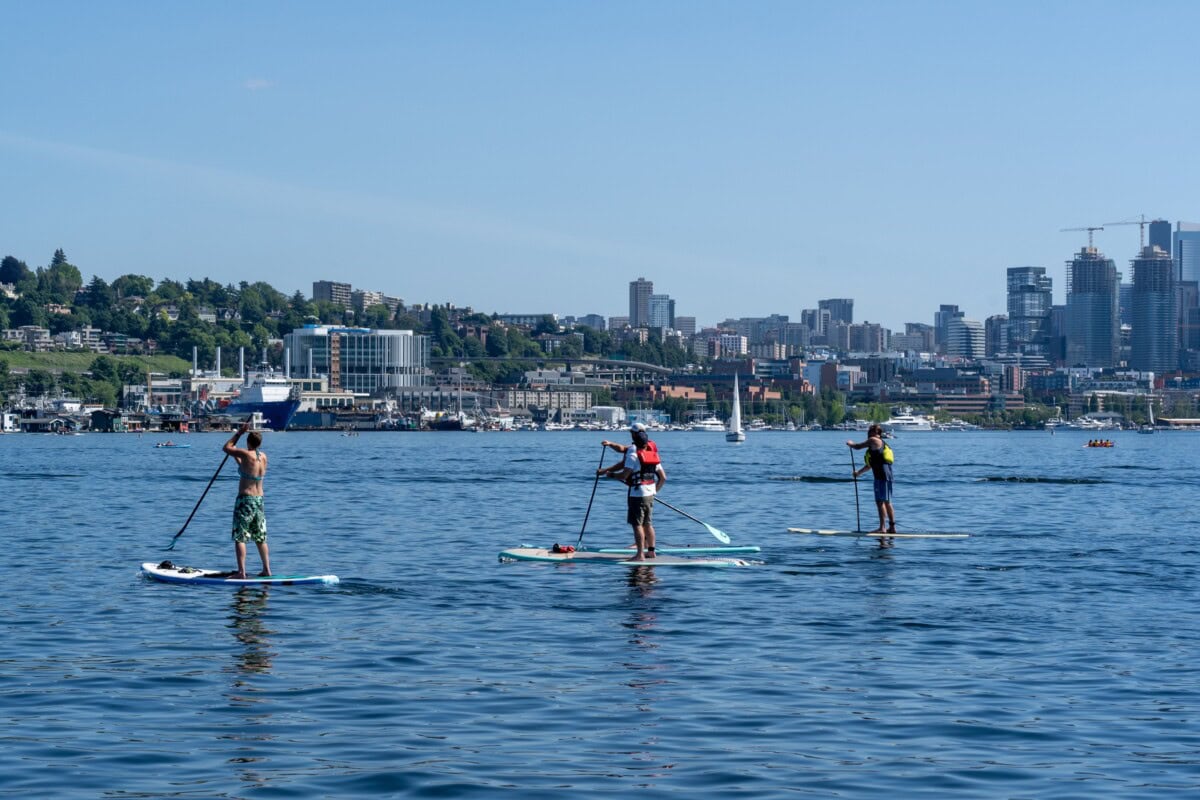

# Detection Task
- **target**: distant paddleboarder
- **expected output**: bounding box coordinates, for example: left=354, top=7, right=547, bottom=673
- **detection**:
left=847, top=423, right=896, bottom=547
left=223, top=423, right=270, bottom=578
left=598, top=423, right=666, bottom=561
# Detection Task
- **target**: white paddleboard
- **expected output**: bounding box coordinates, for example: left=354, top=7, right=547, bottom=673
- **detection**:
left=787, top=528, right=970, bottom=539
left=142, top=561, right=339, bottom=586
left=499, top=547, right=753, bottom=567
left=582, top=545, right=760, bottom=555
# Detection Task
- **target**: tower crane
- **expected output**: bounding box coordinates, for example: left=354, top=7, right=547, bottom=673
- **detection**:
left=1103, top=214, right=1155, bottom=249
left=1060, top=226, right=1104, bottom=248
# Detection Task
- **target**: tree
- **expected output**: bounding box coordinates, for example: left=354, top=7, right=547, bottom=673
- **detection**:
left=112, top=274, right=155, bottom=299
left=83, top=275, right=115, bottom=311
left=0, top=256, right=35, bottom=291
left=23, top=368, right=56, bottom=398
left=88, top=355, right=121, bottom=387
left=38, top=258, right=83, bottom=304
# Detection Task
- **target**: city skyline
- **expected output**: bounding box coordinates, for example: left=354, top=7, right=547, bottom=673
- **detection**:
left=4, top=4, right=1200, bottom=330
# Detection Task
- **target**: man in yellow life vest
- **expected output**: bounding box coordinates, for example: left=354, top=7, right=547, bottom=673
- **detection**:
left=847, top=423, right=896, bottom=545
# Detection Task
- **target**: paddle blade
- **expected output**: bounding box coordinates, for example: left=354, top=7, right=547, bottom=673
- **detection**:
left=704, top=523, right=731, bottom=544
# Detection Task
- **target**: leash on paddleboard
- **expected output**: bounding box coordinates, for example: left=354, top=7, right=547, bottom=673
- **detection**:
left=653, top=497, right=731, bottom=544
left=576, top=444, right=607, bottom=548
left=166, top=416, right=253, bottom=551
left=849, top=446, right=862, bottom=533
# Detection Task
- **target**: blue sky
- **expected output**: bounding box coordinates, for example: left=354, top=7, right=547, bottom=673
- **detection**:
left=3, top=1, right=1198, bottom=330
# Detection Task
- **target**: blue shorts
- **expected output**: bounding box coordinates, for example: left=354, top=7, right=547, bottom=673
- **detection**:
left=873, top=478, right=893, bottom=504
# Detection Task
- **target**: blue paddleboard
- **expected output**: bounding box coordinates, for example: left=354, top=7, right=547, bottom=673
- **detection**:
left=141, top=561, right=339, bottom=586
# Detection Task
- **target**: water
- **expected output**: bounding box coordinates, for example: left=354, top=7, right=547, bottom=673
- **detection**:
left=1, top=429, right=1197, bottom=798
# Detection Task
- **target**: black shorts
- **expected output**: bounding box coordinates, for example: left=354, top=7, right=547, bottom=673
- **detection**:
left=626, top=495, right=654, bottom=526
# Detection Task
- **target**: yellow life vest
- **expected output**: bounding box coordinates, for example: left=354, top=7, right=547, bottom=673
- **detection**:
left=864, top=443, right=894, bottom=465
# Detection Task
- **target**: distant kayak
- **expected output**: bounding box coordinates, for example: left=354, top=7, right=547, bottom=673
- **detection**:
left=154, top=443, right=190, bottom=448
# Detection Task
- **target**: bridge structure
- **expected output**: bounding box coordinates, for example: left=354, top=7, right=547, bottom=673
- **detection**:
left=428, top=356, right=677, bottom=385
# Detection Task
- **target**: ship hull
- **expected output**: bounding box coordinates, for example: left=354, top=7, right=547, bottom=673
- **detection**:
left=224, top=399, right=301, bottom=431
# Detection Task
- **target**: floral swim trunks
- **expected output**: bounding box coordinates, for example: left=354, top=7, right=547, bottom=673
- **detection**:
left=232, top=495, right=267, bottom=543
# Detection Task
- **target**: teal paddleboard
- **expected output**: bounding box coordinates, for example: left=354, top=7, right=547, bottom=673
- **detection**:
left=142, top=561, right=339, bottom=586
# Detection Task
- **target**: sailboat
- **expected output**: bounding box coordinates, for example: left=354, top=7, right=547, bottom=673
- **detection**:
left=726, top=374, right=746, bottom=442
left=1139, top=398, right=1156, bottom=434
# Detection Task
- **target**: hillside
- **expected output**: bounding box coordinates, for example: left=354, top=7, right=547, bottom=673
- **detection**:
left=0, top=351, right=192, bottom=374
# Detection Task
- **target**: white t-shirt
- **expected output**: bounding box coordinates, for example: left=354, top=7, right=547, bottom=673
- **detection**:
left=623, top=447, right=658, bottom=498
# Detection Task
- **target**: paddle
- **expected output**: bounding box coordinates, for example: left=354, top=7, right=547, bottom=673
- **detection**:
left=165, top=418, right=250, bottom=551
left=576, top=444, right=607, bottom=548
left=653, top=497, right=731, bottom=544
left=849, top=447, right=862, bottom=533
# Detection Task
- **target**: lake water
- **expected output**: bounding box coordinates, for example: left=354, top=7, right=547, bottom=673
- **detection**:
left=1, top=428, right=1197, bottom=798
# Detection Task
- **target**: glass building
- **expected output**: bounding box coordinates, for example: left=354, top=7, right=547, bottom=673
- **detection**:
left=628, top=278, right=653, bottom=328
left=1065, top=247, right=1119, bottom=368
left=284, top=325, right=429, bottom=394
left=1006, top=267, right=1052, bottom=356
left=1130, top=245, right=1177, bottom=373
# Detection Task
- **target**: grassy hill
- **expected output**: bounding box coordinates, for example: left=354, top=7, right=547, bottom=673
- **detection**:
left=0, top=350, right=192, bottom=374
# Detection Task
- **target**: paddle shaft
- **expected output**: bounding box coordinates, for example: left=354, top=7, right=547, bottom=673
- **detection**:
left=576, top=444, right=607, bottom=547
left=166, top=453, right=229, bottom=550
left=849, top=447, right=861, bottom=533
left=166, top=417, right=253, bottom=550
left=653, top=496, right=730, bottom=543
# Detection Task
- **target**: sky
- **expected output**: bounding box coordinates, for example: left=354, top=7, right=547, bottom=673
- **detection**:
left=3, top=1, right=1200, bottom=331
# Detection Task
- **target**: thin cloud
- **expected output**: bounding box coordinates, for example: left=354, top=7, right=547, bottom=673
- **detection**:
left=243, top=78, right=275, bottom=91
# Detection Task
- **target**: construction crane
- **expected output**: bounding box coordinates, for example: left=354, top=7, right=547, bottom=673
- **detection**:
left=1060, top=226, right=1104, bottom=248
left=1103, top=214, right=1155, bottom=249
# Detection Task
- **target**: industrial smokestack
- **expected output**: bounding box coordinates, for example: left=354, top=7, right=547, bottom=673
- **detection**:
left=193, top=346, right=198, bottom=376
left=216, top=347, right=221, bottom=377
left=239, top=347, right=245, bottom=381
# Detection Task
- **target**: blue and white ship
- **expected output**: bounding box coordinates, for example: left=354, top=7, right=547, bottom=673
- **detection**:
left=221, top=372, right=301, bottom=431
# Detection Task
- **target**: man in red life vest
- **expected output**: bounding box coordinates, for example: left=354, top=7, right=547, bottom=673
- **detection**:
left=598, top=422, right=667, bottom=561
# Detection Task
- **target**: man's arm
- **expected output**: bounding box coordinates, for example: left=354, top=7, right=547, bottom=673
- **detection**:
left=654, top=464, right=666, bottom=493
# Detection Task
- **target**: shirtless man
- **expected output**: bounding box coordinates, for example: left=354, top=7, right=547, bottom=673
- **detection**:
left=223, top=423, right=270, bottom=578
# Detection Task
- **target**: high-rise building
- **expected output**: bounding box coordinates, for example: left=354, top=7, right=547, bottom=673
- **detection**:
left=648, top=294, right=674, bottom=329
left=934, top=304, right=963, bottom=352
left=1066, top=247, right=1119, bottom=367
left=1174, top=223, right=1200, bottom=283
left=629, top=278, right=653, bottom=328
left=1006, top=267, right=1052, bottom=356
left=284, top=325, right=428, bottom=394
left=674, top=316, right=697, bottom=337
left=945, top=317, right=985, bottom=359
left=313, top=280, right=352, bottom=309
left=818, top=298, right=853, bottom=325
left=1149, top=219, right=1172, bottom=253
left=985, top=314, right=1008, bottom=357
left=1130, top=245, right=1177, bottom=373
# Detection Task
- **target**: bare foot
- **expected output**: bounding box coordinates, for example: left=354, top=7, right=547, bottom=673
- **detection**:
left=230, top=572, right=248, bottom=579
left=257, top=572, right=272, bottom=578
left=627, top=555, right=647, bottom=562
left=869, top=528, right=885, bottom=534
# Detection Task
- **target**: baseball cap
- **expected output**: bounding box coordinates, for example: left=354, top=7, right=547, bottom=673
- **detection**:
left=629, top=422, right=647, bottom=432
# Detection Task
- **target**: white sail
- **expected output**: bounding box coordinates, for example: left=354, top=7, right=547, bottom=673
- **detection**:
left=726, top=374, right=746, bottom=442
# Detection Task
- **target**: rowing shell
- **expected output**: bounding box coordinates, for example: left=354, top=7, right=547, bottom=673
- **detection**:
left=499, top=547, right=753, bottom=567
left=141, top=562, right=339, bottom=586
left=787, top=528, right=970, bottom=539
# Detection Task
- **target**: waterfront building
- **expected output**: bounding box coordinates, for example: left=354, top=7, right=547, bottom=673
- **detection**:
left=1066, top=247, right=1120, bottom=368
left=818, top=298, right=853, bottom=325
left=1006, top=266, right=1052, bottom=356
left=629, top=278, right=653, bottom=328
left=312, top=280, right=352, bottom=310
left=284, top=325, right=429, bottom=394
left=1130, top=245, right=1177, bottom=373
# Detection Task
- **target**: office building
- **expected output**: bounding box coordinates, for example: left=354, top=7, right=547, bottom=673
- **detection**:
left=629, top=278, right=653, bottom=328
left=577, top=314, right=606, bottom=331
left=284, top=325, right=429, bottom=394
left=818, top=298, right=853, bottom=325
left=945, top=317, right=985, bottom=359
left=934, top=304, right=963, bottom=352
left=312, top=280, right=352, bottom=309
left=1066, top=247, right=1119, bottom=368
left=1174, top=222, right=1200, bottom=283
left=674, top=316, right=697, bottom=337
left=1149, top=219, right=1171, bottom=253
left=1006, top=267, right=1052, bottom=356
left=985, top=314, right=1008, bottom=357
left=648, top=294, right=675, bottom=329
left=1130, top=245, right=1177, bottom=373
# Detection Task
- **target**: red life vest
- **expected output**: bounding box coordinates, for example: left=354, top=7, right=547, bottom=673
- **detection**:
left=632, top=441, right=661, bottom=485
